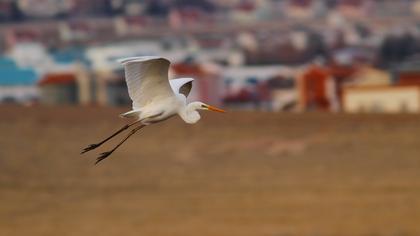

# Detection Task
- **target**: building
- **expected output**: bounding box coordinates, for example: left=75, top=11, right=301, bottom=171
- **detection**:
left=86, top=40, right=186, bottom=73
left=37, top=65, right=91, bottom=105
left=340, top=66, right=407, bottom=113
left=394, top=59, right=420, bottom=86
left=284, top=0, right=315, bottom=19
left=38, top=73, right=78, bottom=104
left=94, top=69, right=131, bottom=106
left=222, top=64, right=297, bottom=110
left=297, top=65, right=333, bottom=111
left=347, top=66, right=391, bottom=87
left=17, top=0, right=71, bottom=18
left=267, top=75, right=298, bottom=111
left=343, top=86, right=420, bottom=113
left=8, top=43, right=57, bottom=75
left=0, top=56, right=38, bottom=103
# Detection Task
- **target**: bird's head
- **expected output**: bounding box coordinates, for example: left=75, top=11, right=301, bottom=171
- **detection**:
left=195, top=102, right=226, bottom=113
left=181, top=102, right=225, bottom=124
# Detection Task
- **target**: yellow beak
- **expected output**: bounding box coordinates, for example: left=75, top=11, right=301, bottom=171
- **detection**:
left=207, top=105, right=226, bottom=113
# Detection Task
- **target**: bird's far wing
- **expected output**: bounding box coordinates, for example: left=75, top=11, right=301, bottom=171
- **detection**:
left=120, top=56, right=174, bottom=109
left=169, top=78, right=194, bottom=97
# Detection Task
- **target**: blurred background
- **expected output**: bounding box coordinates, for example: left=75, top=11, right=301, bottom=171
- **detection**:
left=1, top=0, right=420, bottom=236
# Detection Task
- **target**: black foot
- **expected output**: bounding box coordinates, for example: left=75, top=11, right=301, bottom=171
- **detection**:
left=81, top=143, right=100, bottom=154
left=95, top=151, right=113, bottom=165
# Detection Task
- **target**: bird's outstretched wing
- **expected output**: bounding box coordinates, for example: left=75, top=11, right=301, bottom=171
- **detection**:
left=119, top=56, right=174, bottom=109
left=169, top=78, right=194, bottom=97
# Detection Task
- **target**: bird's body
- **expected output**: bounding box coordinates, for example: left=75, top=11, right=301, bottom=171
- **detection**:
left=122, top=94, right=206, bottom=125
left=118, top=57, right=215, bottom=125
left=81, top=56, right=225, bottom=164
left=121, top=95, right=181, bottom=124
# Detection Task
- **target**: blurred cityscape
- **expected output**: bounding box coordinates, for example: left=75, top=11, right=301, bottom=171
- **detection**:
left=2, top=2, right=420, bottom=235
left=1, top=0, right=420, bottom=113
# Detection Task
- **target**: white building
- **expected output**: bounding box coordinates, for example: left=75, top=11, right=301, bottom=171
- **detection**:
left=343, top=86, right=420, bottom=113
left=86, top=40, right=189, bottom=73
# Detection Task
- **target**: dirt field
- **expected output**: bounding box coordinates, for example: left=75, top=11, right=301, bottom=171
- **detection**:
left=1, top=105, right=420, bottom=236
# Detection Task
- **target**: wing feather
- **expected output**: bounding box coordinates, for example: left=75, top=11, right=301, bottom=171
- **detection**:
left=169, top=78, right=194, bottom=97
left=120, top=56, right=174, bottom=109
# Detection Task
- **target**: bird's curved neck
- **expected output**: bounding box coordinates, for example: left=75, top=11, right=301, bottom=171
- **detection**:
left=179, top=102, right=201, bottom=124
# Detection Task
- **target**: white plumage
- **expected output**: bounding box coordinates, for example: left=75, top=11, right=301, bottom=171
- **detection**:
left=82, top=56, right=225, bottom=164
left=169, top=77, right=194, bottom=96
left=119, top=56, right=173, bottom=109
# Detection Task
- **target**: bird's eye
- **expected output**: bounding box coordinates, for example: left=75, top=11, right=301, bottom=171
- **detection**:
left=201, top=105, right=206, bottom=108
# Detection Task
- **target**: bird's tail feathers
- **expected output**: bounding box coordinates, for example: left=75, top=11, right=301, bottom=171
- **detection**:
left=120, top=110, right=141, bottom=119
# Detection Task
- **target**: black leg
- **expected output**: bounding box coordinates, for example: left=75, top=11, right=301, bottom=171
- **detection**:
left=81, top=120, right=141, bottom=154
left=95, top=125, right=145, bottom=165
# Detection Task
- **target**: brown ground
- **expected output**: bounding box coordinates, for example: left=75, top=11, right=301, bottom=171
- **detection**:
left=1, top=105, right=420, bottom=236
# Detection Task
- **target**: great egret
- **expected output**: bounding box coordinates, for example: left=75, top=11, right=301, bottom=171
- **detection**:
left=81, top=56, right=225, bottom=164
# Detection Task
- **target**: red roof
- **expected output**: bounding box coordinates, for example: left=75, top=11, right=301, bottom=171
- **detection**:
left=172, top=63, right=206, bottom=77
left=38, top=73, right=76, bottom=86
left=328, top=64, right=357, bottom=80
left=398, top=72, right=420, bottom=86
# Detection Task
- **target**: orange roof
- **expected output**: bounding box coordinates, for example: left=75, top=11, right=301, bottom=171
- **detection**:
left=172, top=63, right=206, bottom=77
left=38, top=73, right=76, bottom=85
left=398, top=72, right=420, bottom=86
left=328, top=65, right=357, bottom=79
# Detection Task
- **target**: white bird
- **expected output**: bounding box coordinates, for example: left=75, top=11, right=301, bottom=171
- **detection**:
left=81, top=56, right=225, bottom=164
